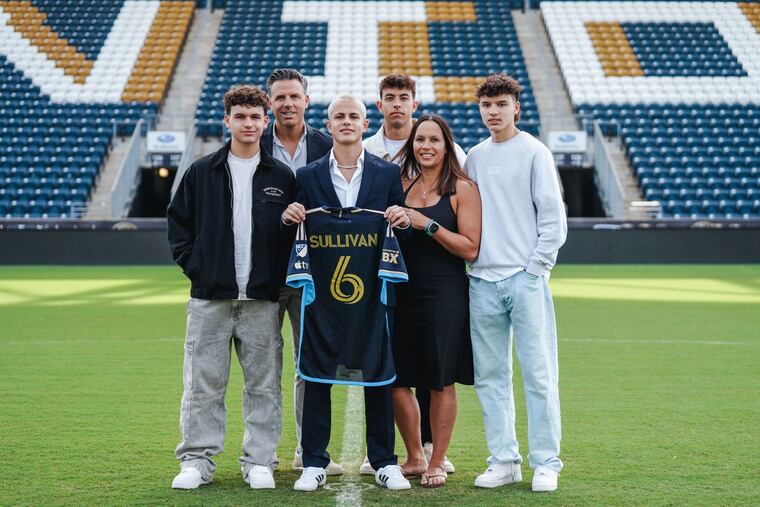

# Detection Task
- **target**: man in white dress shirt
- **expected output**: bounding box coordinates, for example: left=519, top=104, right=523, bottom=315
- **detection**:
left=282, top=95, right=413, bottom=492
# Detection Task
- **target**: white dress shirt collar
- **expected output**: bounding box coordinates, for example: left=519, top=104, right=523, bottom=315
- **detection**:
left=272, top=123, right=308, bottom=172
left=328, top=149, right=365, bottom=207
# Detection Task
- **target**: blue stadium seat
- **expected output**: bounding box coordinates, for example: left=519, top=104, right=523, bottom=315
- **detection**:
left=195, top=0, right=539, bottom=149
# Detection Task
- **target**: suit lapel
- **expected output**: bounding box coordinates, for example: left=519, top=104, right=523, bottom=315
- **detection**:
left=316, top=159, right=342, bottom=207
left=355, top=151, right=379, bottom=209
left=263, top=123, right=275, bottom=156
left=305, top=125, right=318, bottom=164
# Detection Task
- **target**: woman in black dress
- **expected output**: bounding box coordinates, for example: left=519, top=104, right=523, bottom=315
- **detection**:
left=392, top=114, right=482, bottom=487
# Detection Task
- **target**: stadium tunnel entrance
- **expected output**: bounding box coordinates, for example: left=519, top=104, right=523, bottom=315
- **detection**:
left=559, top=166, right=606, bottom=218
left=129, top=166, right=176, bottom=217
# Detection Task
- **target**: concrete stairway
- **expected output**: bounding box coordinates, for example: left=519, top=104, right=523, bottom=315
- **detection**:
left=84, top=8, right=223, bottom=218
left=156, top=8, right=224, bottom=132
left=599, top=136, right=651, bottom=219
left=514, top=8, right=650, bottom=218
left=83, top=137, right=130, bottom=219
left=513, top=9, right=577, bottom=136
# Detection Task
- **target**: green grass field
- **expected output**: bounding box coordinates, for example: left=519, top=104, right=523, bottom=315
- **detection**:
left=1, top=265, right=759, bottom=506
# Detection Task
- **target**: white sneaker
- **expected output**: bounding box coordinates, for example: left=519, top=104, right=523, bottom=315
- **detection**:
left=474, top=462, right=523, bottom=488
left=359, top=455, right=375, bottom=475
left=172, top=467, right=210, bottom=489
left=294, top=467, right=327, bottom=492
left=292, top=451, right=303, bottom=470
left=292, top=451, right=345, bottom=476
left=531, top=466, right=558, bottom=492
left=246, top=465, right=275, bottom=490
left=423, top=442, right=455, bottom=473
left=375, top=465, right=412, bottom=491
left=325, top=460, right=345, bottom=476
left=271, top=451, right=279, bottom=471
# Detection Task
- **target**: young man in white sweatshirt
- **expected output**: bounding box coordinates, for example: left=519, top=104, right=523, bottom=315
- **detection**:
left=464, top=74, right=567, bottom=493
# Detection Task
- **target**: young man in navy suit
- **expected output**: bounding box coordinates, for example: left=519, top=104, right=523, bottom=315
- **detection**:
left=282, top=95, right=412, bottom=492
left=260, top=68, right=341, bottom=476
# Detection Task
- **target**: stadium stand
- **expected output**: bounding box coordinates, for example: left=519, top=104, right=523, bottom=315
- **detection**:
left=0, top=0, right=193, bottom=218
left=543, top=1, right=760, bottom=218
left=194, top=0, right=540, bottom=150
left=3, top=0, right=758, bottom=221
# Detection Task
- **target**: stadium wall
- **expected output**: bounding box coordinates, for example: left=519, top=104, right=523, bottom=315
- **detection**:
left=0, top=220, right=758, bottom=264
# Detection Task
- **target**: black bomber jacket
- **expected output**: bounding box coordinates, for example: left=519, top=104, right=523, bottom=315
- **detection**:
left=167, top=141, right=296, bottom=301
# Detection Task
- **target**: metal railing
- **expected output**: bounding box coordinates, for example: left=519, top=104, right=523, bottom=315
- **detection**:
left=593, top=120, right=626, bottom=219
left=170, top=120, right=198, bottom=200
left=109, top=119, right=145, bottom=219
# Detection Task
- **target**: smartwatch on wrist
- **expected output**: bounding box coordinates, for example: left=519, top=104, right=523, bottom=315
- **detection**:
left=424, top=219, right=440, bottom=237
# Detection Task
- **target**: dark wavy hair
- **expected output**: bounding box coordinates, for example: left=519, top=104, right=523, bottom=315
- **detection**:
left=476, top=73, right=522, bottom=123
left=396, top=114, right=471, bottom=196
left=223, top=85, right=269, bottom=114
left=379, top=73, right=416, bottom=98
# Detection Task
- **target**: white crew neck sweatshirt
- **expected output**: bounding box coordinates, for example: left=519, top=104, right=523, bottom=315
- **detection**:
left=464, top=131, right=567, bottom=280
left=227, top=150, right=260, bottom=297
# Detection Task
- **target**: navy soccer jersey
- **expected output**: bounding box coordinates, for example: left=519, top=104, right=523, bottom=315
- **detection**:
left=286, top=207, right=408, bottom=386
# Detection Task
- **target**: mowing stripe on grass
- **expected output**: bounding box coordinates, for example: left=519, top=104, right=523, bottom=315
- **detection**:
left=0, top=337, right=183, bottom=346
left=336, top=385, right=364, bottom=507
left=561, top=338, right=757, bottom=346
left=3, top=336, right=758, bottom=347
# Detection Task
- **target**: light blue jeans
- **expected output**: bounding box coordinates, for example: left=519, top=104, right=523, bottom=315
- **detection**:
left=469, top=272, right=563, bottom=473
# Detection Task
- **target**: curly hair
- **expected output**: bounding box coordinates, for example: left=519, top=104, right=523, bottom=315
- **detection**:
left=379, top=73, right=416, bottom=98
left=476, top=74, right=521, bottom=122
left=223, top=85, right=269, bottom=114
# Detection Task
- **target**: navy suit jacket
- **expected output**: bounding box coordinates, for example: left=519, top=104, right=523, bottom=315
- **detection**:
left=261, top=122, right=333, bottom=166
left=294, top=150, right=408, bottom=308
left=295, top=150, right=405, bottom=215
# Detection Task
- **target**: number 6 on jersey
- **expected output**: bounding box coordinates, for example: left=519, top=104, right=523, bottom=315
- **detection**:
left=330, top=255, right=364, bottom=304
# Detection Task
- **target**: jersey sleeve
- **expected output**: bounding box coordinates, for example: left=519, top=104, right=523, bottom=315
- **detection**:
left=378, top=223, right=408, bottom=304
left=286, top=222, right=315, bottom=305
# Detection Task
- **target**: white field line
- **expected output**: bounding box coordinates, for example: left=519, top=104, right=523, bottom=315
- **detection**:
left=336, top=385, right=364, bottom=507
left=1, top=336, right=758, bottom=347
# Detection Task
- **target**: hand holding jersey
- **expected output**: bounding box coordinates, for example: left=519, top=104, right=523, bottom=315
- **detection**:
left=282, top=195, right=410, bottom=229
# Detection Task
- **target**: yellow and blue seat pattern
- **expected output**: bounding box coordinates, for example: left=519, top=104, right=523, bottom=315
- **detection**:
left=195, top=0, right=540, bottom=149
left=544, top=1, right=760, bottom=219
left=0, top=0, right=194, bottom=218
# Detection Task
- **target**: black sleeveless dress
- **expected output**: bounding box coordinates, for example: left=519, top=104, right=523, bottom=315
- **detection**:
left=392, top=179, right=474, bottom=390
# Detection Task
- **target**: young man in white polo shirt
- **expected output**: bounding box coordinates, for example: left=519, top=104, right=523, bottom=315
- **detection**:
left=464, top=74, right=567, bottom=492
left=364, top=73, right=466, bottom=166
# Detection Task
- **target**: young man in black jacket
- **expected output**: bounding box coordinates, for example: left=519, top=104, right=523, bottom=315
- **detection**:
left=259, top=68, right=342, bottom=475
left=167, top=85, right=295, bottom=491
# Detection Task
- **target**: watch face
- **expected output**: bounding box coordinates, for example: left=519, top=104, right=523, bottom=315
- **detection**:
left=429, top=222, right=439, bottom=235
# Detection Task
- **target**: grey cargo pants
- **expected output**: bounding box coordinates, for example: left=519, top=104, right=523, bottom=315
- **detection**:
left=175, top=298, right=283, bottom=481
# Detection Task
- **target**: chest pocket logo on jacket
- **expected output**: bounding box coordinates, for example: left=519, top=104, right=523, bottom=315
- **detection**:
left=330, top=255, right=364, bottom=304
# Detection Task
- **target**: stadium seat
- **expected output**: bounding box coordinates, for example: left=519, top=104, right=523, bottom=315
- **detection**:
left=0, top=1, right=191, bottom=217
left=194, top=0, right=540, bottom=146
left=541, top=1, right=760, bottom=218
